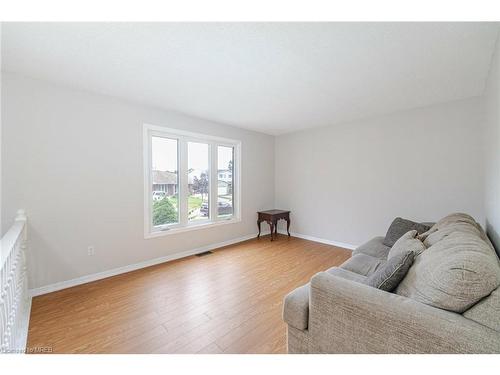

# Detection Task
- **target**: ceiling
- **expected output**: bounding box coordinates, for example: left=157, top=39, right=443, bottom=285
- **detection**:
left=2, top=22, right=499, bottom=135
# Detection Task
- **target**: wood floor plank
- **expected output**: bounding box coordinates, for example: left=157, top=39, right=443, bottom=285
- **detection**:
left=27, top=234, right=351, bottom=353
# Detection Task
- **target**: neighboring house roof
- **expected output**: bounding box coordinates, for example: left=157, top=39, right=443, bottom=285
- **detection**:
left=153, top=170, right=177, bottom=185
left=153, top=170, right=196, bottom=185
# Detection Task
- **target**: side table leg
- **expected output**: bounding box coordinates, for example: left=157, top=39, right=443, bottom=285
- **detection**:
left=269, top=221, right=275, bottom=241
left=257, top=220, right=261, bottom=238
left=286, top=218, right=291, bottom=236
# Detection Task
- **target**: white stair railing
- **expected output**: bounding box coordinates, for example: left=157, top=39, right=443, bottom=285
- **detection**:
left=0, top=209, right=30, bottom=354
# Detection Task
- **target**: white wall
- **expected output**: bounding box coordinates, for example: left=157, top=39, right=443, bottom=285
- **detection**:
left=2, top=64, right=495, bottom=290
left=1, top=72, right=275, bottom=289
left=484, top=33, right=500, bottom=254
left=275, top=98, right=485, bottom=247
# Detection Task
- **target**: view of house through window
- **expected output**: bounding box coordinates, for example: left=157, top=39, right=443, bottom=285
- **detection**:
left=217, top=146, right=234, bottom=218
left=146, top=126, right=239, bottom=235
left=188, top=142, right=209, bottom=221
left=151, top=136, right=179, bottom=226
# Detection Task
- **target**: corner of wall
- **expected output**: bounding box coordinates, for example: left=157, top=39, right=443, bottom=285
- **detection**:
left=483, top=25, right=500, bottom=254
left=272, top=134, right=278, bottom=209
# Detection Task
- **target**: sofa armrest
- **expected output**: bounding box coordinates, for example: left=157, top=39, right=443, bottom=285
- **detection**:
left=309, top=272, right=500, bottom=353
left=283, top=283, right=310, bottom=330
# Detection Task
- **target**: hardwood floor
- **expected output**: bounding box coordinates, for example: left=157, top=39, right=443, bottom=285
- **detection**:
left=27, top=234, right=351, bottom=354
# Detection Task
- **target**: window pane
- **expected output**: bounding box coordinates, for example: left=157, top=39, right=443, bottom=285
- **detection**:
left=217, top=146, right=234, bottom=218
left=151, top=137, right=178, bottom=226
left=188, top=142, right=209, bottom=222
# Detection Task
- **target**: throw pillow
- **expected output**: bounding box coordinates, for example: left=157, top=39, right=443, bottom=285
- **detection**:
left=383, top=217, right=430, bottom=247
left=365, top=251, right=415, bottom=292
left=388, top=230, right=426, bottom=259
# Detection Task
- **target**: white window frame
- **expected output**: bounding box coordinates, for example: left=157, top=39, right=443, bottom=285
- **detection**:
left=143, top=124, right=242, bottom=239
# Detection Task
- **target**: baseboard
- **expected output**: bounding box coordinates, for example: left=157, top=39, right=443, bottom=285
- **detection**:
left=29, top=231, right=269, bottom=297
left=277, top=229, right=357, bottom=250
left=29, top=229, right=352, bottom=297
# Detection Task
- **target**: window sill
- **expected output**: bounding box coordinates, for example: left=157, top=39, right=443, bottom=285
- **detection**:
left=144, top=217, right=241, bottom=239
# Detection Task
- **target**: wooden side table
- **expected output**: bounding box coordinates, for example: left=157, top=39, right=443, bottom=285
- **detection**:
left=257, top=210, right=291, bottom=241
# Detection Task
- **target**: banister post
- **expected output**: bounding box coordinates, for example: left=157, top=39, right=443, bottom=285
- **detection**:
left=14, top=209, right=27, bottom=242
left=14, top=210, right=27, bottom=222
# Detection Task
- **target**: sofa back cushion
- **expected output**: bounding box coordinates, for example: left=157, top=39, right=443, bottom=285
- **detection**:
left=396, top=231, right=500, bottom=313
left=422, top=222, right=482, bottom=248
left=418, top=212, right=478, bottom=242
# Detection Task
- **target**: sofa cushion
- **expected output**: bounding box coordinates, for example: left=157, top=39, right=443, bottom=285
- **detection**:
left=418, top=212, right=478, bottom=241
left=422, top=222, right=482, bottom=248
left=283, top=283, right=310, bottom=330
left=434, top=212, right=478, bottom=228
left=341, top=253, right=386, bottom=276
left=353, top=236, right=390, bottom=259
left=383, top=217, right=430, bottom=247
left=463, top=288, right=500, bottom=332
left=396, top=231, right=500, bottom=313
left=365, top=251, right=415, bottom=292
left=326, top=267, right=367, bottom=283
left=388, top=230, right=426, bottom=259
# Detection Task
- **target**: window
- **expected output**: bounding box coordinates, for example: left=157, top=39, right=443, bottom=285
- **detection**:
left=144, top=124, right=241, bottom=237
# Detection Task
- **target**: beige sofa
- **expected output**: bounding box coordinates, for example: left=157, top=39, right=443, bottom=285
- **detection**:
left=282, top=214, right=500, bottom=353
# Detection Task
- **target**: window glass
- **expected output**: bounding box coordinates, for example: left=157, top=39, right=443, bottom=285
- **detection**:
left=217, top=146, right=234, bottom=218
left=188, top=142, right=210, bottom=222
left=151, top=137, right=179, bottom=226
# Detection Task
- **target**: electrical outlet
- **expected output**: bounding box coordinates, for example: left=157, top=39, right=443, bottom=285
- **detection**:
left=87, top=246, right=95, bottom=256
